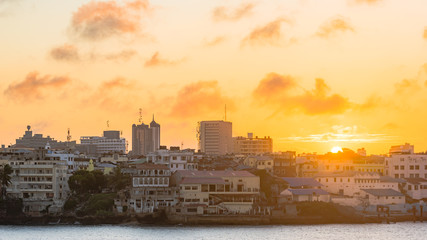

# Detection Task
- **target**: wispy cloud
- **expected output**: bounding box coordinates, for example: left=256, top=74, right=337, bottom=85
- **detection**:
left=351, top=0, right=383, bottom=4
left=212, top=3, right=254, bottom=22
left=169, top=81, right=234, bottom=118
left=279, top=125, right=395, bottom=143
left=70, top=0, right=150, bottom=41
left=4, top=72, right=71, bottom=102
left=253, top=73, right=351, bottom=115
left=242, top=18, right=292, bottom=46
left=203, top=36, right=226, bottom=47
left=316, top=16, right=354, bottom=38
left=144, top=52, right=184, bottom=67
left=50, top=44, right=80, bottom=62
left=424, top=27, right=427, bottom=40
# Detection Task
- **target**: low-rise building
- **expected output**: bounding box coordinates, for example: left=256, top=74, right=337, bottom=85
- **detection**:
left=171, top=170, right=260, bottom=214
left=402, top=178, right=427, bottom=200
left=233, top=133, right=272, bottom=155
left=116, top=163, right=177, bottom=214
left=146, top=147, right=198, bottom=172
left=361, top=189, right=405, bottom=205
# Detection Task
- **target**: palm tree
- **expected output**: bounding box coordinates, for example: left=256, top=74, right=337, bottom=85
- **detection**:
left=0, top=164, right=13, bottom=200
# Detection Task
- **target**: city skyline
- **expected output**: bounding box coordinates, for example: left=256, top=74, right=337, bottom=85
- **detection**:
left=1, top=0, right=427, bottom=154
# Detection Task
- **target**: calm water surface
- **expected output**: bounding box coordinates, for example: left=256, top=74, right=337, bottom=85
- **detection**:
left=0, top=222, right=426, bottom=240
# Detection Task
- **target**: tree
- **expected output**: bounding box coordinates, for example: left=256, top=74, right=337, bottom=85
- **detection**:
left=0, top=164, right=13, bottom=200
left=108, top=167, right=130, bottom=192
left=68, top=170, right=107, bottom=195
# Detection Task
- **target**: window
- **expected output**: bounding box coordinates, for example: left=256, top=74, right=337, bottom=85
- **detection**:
left=415, top=165, right=420, bottom=170
left=410, top=165, right=414, bottom=170
left=400, top=174, right=404, bottom=178
left=334, top=178, right=336, bottom=182
left=395, top=166, right=399, bottom=170
left=400, top=166, right=404, bottom=170
left=415, top=185, right=419, bottom=190
left=185, top=186, right=191, bottom=190
left=408, top=185, right=412, bottom=190
left=395, top=174, right=399, bottom=178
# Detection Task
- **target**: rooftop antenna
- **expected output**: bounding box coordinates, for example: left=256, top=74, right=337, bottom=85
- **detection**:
left=107, top=120, right=110, bottom=129
left=224, top=104, right=227, bottom=121
left=181, top=141, right=184, bottom=149
left=139, top=108, right=143, bottom=124
left=67, top=128, right=72, bottom=142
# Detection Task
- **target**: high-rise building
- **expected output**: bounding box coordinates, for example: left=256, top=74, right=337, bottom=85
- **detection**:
left=198, top=120, right=232, bottom=155
left=132, top=115, right=160, bottom=156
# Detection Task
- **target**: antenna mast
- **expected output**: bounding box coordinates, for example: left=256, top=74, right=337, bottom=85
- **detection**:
left=107, top=120, right=110, bottom=128
left=67, top=128, right=71, bottom=142
left=139, top=108, right=143, bottom=124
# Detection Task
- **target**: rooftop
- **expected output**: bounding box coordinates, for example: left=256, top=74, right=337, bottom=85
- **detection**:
left=361, top=189, right=404, bottom=197
left=282, top=177, right=322, bottom=188
left=281, top=188, right=329, bottom=196
left=403, top=177, right=427, bottom=185
left=180, top=177, right=226, bottom=185
left=176, top=170, right=256, bottom=178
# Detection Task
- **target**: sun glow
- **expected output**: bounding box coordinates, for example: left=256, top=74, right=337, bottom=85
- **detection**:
left=331, top=146, right=343, bottom=153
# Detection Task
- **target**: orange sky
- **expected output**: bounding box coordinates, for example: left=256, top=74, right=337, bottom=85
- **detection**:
left=0, top=0, right=426, bottom=154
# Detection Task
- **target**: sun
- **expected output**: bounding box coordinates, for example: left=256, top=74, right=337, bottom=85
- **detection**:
left=331, top=146, right=343, bottom=153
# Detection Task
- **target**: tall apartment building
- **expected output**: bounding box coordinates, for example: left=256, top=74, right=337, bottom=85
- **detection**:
left=198, top=120, right=232, bottom=155
left=78, top=130, right=126, bottom=155
left=233, top=133, right=273, bottom=155
left=132, top=116, right=160, bottom=156
left=5, top=150, right=69, bottom=216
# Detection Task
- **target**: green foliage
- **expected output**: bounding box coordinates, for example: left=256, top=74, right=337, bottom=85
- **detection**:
left=108, top=167, right=131, bottom=192
left=68, top=170, right=107, bottom=195
left=0, top=164, right=13, bottom=200
left=64, top=198, right=78, bottom=211
left=78, top=193, right=116, bottom=216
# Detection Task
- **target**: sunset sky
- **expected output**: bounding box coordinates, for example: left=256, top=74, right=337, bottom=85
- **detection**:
left=0, top=0, right=426, bottom=154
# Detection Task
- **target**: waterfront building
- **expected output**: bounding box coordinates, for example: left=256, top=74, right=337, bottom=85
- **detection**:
left=279, top=177, right=330, bottom=203
left=13, top=125, right=75, bottom=150
left=5, top=150, right=69, bottom=216
left=360, top=189, right=405, bottom=205
left=389, top=143, right=414, bottom=155
left=243, top=155, right=274, bottom=174
left=132, top=116, right=160, bottom=156
left=315, top=172, right=400, bottom=197
left=78, top=130, right=126, bottom=155
left=115, top=163, right=177, bottom=214
left=233, top=133, right=272, bottom=155
left=198, top=120, right=232, bottom=155
left=146, top=147, right=198, bottom=172
left=271, top=151, right=297, bottom=177
left=100, top=154, right=128, bottom=164
left=171, top=170, right=260, bottom=214
left=402, top=178, right=427, bottom=200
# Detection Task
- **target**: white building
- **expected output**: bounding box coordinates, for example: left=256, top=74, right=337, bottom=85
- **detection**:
left=116, top=163, right=177, bottom=214
left=198, top=120, right=232, bottom=155
left=385, top=153, right=427, bottom=179
left=79, top=130, right=126, bottom=155
left=171, top=170, right=260, bottom=214
left=315, top=172, right=400, bottom=197
left=146, top=147, right=198, bottom=172
left=233, top=133, right=272, bottom=155
left=46, top=149, right=76, bottom=173
left=361, top=189, right=405, bottom=205
left=402, top=178, right=427, bottom=200
left=6, top=154, right=69, bottom=216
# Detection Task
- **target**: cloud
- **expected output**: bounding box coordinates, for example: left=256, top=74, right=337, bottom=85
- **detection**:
left=351, top=0, right=383, bottom=4
left=169, top=81, right=235, bottom=118
left=50, top=44, right=80, bottom=62
left=253, top=73, right=351, bottom=115
left=212, top=3, right=254, bottom=22
left=424, top=27, right=427, bottom=40
left=4, top=72, right=71, bottom=102
left=203, top=36, right=226, bottom=47
left=84, top=77, right=136, bottom=110
left=144, top=52, right=183, bottom=67
left=394, top=79, right=421, bottom=95
left=70, top=0, right=150, bottom=41
left=103, top=49, right=137, bottom=61
left=242, top=18, right=291, bottom=46
left=280, top=125, right=394, bottom=143
left=316, top=16, right=354, bottom=38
